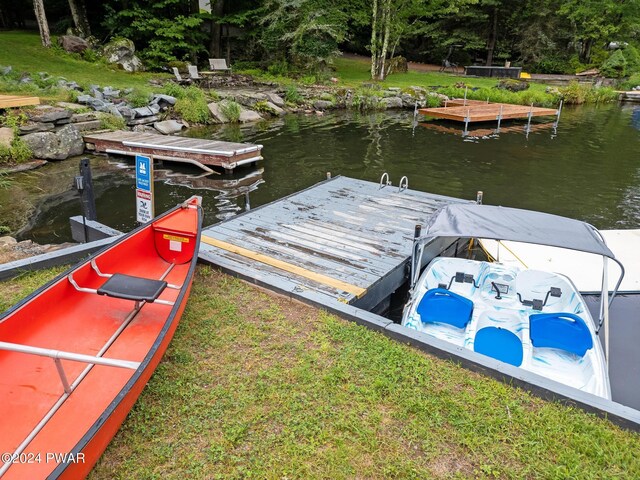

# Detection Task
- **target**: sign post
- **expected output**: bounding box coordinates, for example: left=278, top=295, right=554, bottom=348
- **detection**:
left=135, top=155, right=154, bottom=224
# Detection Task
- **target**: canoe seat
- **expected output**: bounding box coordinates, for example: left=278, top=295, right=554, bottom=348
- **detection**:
left=529, top=312, right=593, bottom=357
left=97, top=274, right=167, bottom=303
left=417, top=288, right=474, bottom=329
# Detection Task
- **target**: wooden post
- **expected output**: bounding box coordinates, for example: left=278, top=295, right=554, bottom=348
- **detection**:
left=496, top=105, right=503, bottom=133
left=79, top=158, right=97, bottom=221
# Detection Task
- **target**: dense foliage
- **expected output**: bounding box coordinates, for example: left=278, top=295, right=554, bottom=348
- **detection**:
left=11, top=0, right=640, bottom=79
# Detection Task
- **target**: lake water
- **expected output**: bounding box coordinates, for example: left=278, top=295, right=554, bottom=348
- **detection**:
left=3, top=103, right=640, bottom=409
left=4, top=103, right=640, bottom=244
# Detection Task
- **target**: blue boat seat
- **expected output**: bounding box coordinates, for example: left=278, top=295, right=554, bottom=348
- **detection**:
left=474, top=327, right=523, bottom=366
left=416, top=288, right=473, bottom=329
left=529, top=312, right=593, bottom=357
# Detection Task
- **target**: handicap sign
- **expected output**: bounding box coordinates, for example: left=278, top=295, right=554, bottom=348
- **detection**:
left=136, top=155, right=152, bottom=191
left=135, top=155, right=154, bottom=223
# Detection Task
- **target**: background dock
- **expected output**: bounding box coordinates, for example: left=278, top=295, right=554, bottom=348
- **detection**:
left=84, top=130, right=263, bottom=173
left=199, top=176, right=471, bottom=311
left=419, top=102, right=559, bottom=123
left=0, top=94, right=39, bottom=109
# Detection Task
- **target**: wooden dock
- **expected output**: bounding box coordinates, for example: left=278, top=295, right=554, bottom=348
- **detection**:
left=84, top=130, right=263, bottom=173
left=617, top=91, right=640, bottom=103
left=419, top=102, right=559, bottom=123
left=0, top=94, right=40, bottom=109
left=199, top=176, right=471, bottom=311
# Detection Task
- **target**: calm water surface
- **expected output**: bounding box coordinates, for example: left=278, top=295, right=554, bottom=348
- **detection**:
left=7, top=103, right=640, bottom=243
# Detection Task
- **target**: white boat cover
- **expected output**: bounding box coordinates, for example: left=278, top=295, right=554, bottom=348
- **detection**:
left=423, top=204, right=616, bottom=259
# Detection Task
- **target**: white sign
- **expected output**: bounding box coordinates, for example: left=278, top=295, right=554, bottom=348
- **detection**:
left=136, top=189, right=153, bottom=223
left=135, top=155, right=154, bottom=223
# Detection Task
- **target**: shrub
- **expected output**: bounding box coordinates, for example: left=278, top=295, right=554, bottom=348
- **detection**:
left=348, top=88, right=382, bottom=112
left=0, top=136, right=32, bottom=165
left=267, top=60, right=290, bottom=77
left=558, top=82, right=617, bottom=104
left=600, top=50, right=627, bottom=78
left=173, top=86, right=210, bottom=124
left=619, top=73, right=640, bottom=90
left=284, top=85, right=304, bottom=104
left=622, top=45, right=640, bottom=75
left=125, top=89, right=151, bottom=108
left=99, top=113, right=127, bottom=131
left=162, top=83, right=185, bottom=99
left=220, top=100, right=241, bottom=123
left=496, top=79, right=529, bottom=92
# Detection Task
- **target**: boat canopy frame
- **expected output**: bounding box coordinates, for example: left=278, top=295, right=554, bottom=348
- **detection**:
left=409, top=203, right=625, bottom=360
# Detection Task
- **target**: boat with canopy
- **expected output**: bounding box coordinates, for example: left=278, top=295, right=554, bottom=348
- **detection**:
left=402, top=203, right=625, bottom=399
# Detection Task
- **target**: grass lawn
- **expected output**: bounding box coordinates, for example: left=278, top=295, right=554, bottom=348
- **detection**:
left=2, top=266, right=639, bottom=478
left=0, top=31, right=163, bottom=100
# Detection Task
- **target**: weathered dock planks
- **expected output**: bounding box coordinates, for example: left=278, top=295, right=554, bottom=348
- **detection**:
left=0, top=94, right=40, bottom=109
left=199, top=176, right=472, bottom=311
left=419, top=102, right=559, bottom=123
left=84, top=130, right=263, bottom=173
left=617, top=91, right=640, bottom=103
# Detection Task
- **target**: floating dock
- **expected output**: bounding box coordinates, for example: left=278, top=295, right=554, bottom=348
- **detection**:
left=617, top=91, right=640, bottom=102
left=199, top=176, right=470, bottom=311
left=419, top=102, right=559, bottom=123
left=0, top=94, right=40, bottom=109
left=84, top=131, right=263, bottom=173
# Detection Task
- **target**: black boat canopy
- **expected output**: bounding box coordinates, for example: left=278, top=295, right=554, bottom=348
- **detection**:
left=423, top=204, right=617, bottom=259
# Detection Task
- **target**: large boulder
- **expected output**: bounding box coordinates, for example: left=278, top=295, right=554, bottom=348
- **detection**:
left=58, top=35, right=89, bottom=53
left=380, top=96, right=403, bottom=109
left=0, top=127, right=13, bottom=148
left=265, top=92, right=285, bottom=108
left=27, top=106, right=72, bottom=123
left=238, top=107, right=262, bottom=123
left=22, top=125, right=84, bottom=160
left=208, top=102, right=229, bottom=123
left=102, top=38, right=144, bottom=72
left=153, top=120, right=185, bottom=135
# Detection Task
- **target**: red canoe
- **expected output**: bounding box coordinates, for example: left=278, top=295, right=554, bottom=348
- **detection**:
left=0, top=196, right=202, bottom=479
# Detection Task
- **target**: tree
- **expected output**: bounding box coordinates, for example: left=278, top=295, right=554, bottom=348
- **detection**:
left=102, top=0, right=207, bottom=69
left=33, top=0, right=51, bottom=47
left=558, top=0, right=640, bottom=63
left=209, top=0, right=225, bottom=58
left=260, top=0, right=348, bottom=72
left=68, top=0, right=90, bottom=37
left=369, top=0, right=476, bottom=80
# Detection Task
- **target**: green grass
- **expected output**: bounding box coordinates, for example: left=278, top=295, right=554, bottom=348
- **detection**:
left=0, top=265, right=67, bottom=311
left=0, top=31, right=164, bottom=101
left=2, top=265, right=640, bottom=477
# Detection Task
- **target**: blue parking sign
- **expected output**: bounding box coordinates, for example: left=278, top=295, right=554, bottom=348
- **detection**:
left=136, top=155, right=152, bottom=191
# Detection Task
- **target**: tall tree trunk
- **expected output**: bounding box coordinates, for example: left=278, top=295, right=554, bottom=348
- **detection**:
left=68, top=0, right=90, bottom=37
left=377, top=0, right=391, bottom=81
left=33, top=0, right=51, bottom=48
left=486, top=6, right=498, bottom=66
left=209, top=0, right=225, bottom=58
left=580, top=38, right=593, bottom=63
left=370, top=0, right=378, bottom=80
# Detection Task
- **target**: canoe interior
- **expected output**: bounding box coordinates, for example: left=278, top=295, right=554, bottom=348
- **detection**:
left=0, top=203, right=199, bottom=479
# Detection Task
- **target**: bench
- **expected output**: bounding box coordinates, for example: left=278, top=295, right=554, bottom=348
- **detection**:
left=209, top=58, right=231, bottom=74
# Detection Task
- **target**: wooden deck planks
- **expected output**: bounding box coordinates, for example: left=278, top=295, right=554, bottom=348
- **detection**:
left=83, top=130, right=263, bottom=172
left=419, top=102, right=558, bottom=123
left=199, top=176, right=471, bottom=308
left=0, top=94, right=40, bottom=108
